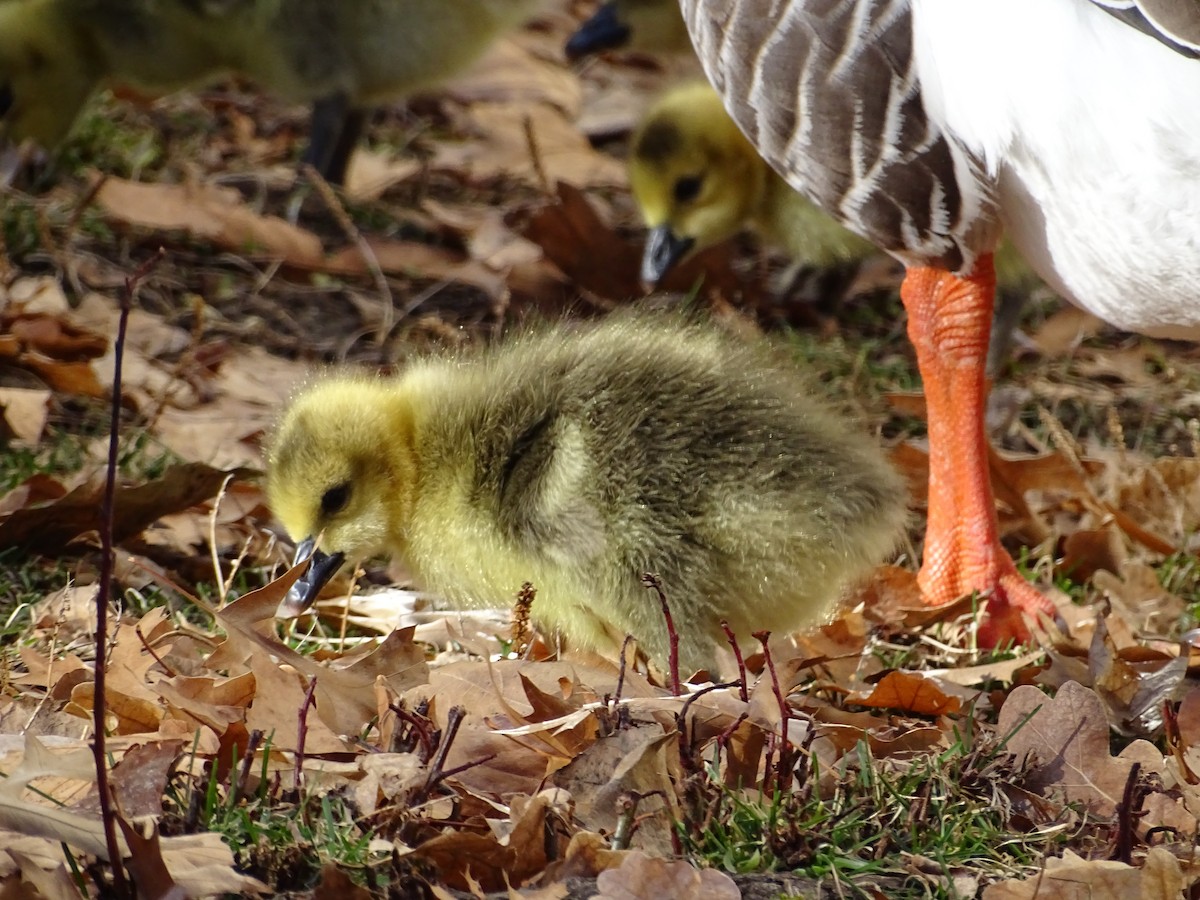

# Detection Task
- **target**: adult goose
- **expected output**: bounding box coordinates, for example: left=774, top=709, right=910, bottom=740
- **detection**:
left=677, top=0, right=1200, bottom=644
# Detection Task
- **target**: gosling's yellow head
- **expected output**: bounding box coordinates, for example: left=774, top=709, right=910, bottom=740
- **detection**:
left=266, top=377, right=417, bottom=612
left=628, top=82, right=768, bottom=285
left=565, top=0, right=690, bottom=59
left=0, top=2, right=102, bottom=147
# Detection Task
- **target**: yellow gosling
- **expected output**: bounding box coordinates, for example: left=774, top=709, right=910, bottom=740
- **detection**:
left=266, top=312, right=908, bottom=674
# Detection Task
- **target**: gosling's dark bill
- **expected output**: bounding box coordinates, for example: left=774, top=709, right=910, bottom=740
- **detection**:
left=266, top=313, right=907, bottom=672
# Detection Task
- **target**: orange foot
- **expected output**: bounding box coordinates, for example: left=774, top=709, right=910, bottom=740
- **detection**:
left=902, top=254, right=1055, bottom=646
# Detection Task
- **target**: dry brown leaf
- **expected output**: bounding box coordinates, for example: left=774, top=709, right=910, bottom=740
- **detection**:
left=1093, top=563, right=1188, bottom=639
left=118, top=818, right=187, bottom=900
left=67, top=681, right=163, bottom=735
left=1175, top=685, right=1200, bottom=748
left=216, top=568, right=429, bottom=743
left=848, top=670, right=963, bottom=716
left=541, top=830, right=629, bottom=884
left=0, top=388, right=50, bottom=445
left=107, top=741, right=186, bottom=819
left=1088, top=612, right=1186, bottom=735
left=1060, top=528, right=1126, bottom=583
left=593, top=852, right=740, bottom=900
left=344, top=149, right=422, bottom=202
left=981, top=847, right=1183, bottom=899
left=1030, top=306, right=1105, bottom=356
left=444, top=38, right=581, bottom=116
left=96, top=177, right=324, bottom=266
left=0, top=461, right=254, bottom=554
left=154, top=671, right=255, bottom=738
left=0, top=473, right=67, bottom=518
left=323, top=237, right=507, bottom=298
left=152, top=344, right=308, bottom=468
left=354, top=752, right=427, bottom=816
left=12, top=647, right=89, bottom=692
left=436, top=100, right=624, bottom=188
left=0, top=735, right=258, bottom=898
left=4, top=848, right=81, bottom=900
left=422, top=198, right=543, bottom=269
left=997, top=681, right=1163, bottom=817
left=409, top=789, right=567, bottom=892
left=553, top=724, right=677, bottom=856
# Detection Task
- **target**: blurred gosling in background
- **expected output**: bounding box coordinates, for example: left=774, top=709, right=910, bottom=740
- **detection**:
left=0, top=0, right=545, bottom=183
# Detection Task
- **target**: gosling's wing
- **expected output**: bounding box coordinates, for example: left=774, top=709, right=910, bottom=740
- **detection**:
left=461, top=388, right=609, bottom=567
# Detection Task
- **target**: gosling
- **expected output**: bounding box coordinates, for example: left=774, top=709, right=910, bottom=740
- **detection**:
left=0, top=0, right=544, bottom=184
left=565, top=0, right=692, bottom=60
left=266, top=313, right=907, bottom=674
left=628, top=83, right=1038, bottom=371
left=628, top=82, right=877, bottom=287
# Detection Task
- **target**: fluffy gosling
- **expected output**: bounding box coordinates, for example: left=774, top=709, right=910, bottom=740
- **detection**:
left=266, top=313, right=907, bottom=674
left=0, top=0, right=543, bottom=183
left=628, top=82, right=876, bottom=287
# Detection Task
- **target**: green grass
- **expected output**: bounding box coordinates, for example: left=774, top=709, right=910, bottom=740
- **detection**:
left=0, top=549, right=71, bottom=636
left=1157, top=550, right=1200, bottom=627
left=163, top=734, right=425, bottom=893
left=680, top=731, right=1064, bottom=898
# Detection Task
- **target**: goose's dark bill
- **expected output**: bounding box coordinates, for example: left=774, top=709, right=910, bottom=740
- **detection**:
left=565, top=2, right=630, bottom=60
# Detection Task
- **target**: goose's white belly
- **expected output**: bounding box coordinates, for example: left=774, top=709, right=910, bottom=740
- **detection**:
left=913, top=0, right=1200, bottom=339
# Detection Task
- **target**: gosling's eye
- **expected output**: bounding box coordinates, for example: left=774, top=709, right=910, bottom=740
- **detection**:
left=673, top=174, right=703, bottom=204
left=320, top=482, right=351, bottom=517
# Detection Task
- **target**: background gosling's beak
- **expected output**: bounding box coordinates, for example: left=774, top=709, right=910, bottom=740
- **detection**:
left=280, top=537, right=346, bottom=615
left=641, top=225, right=694, bottom=287
left=564, top=2, right=630, bottom=60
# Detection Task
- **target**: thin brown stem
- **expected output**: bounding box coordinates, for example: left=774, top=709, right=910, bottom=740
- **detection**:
left=642, top=573, right=680, bottom=695
left=720, top=620, right=749, bottom=702
left=92, top=250, right=164, bottom=898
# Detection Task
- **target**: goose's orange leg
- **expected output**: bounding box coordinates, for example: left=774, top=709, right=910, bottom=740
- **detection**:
left=901, top=252, right=1054, bottom=645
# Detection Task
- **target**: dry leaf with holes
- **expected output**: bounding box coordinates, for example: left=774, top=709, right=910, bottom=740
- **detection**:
left=997, top=681, right=1163, bottom=817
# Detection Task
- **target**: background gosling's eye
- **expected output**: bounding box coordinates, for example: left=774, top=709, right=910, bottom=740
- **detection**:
left=320, top=482, right=351, bottom=517
left=673, top=174, right=703, bottom=204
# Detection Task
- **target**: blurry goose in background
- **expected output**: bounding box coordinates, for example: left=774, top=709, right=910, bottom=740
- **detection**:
left=565, top=0, right=692, bottom=60
left=266, top=313, right=908, bottom=674
left=0, top=0, right=544, bottom=184
left=679, top=0, right=1200, bottom=643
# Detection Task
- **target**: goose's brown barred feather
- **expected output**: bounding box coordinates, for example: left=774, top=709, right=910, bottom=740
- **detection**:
left=681, top=0, right=989, bottom=273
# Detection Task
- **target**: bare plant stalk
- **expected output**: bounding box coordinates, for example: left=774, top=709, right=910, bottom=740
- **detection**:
left=676, top=680, right=741, bottom=776
left=295, top=675, right=319, bottom=791
left=93, top=250, right=164, bottom=898
left=641, top=573, right=680, bottom=696
left=614, top=634, right=634, bottom=709
left=754, top=631, right=795, bottom=789
left=231, top=730, right=265, bottom=808
left=611, top=792, right=638, bottom=851
left=720, top=620, right=749, bottom=702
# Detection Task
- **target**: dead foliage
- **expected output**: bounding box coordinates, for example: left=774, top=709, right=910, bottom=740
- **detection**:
left=2, top=4, right=1200, bottom=899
